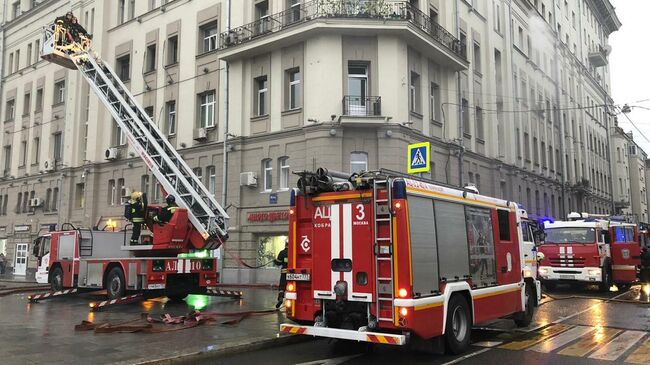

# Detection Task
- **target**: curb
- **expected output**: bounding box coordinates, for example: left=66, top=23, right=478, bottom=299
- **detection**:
left=132, top=334, right=312, bottom=365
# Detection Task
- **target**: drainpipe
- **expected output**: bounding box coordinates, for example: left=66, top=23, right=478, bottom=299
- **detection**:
left=552, top=0, right=567, bottom=218
left=219, top=0, right=231, bottom=275
left=455, top=0, right=464, bottom=188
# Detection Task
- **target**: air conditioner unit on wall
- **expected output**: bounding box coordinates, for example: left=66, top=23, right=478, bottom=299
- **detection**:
left=29, top=198, right=42, bottom=207
left=240, top=172, right=257, bottom=187
left=105, top=147, right=119, bottom=160
left=42, top=159, right=55, bottom=172
left=193, top=128, right=208, bottom=141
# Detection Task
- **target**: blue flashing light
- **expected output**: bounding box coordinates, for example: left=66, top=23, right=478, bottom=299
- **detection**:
left=290, top=189, right=296, bottom=207
left=539, top=217, right=554, bottom=225
left=392, top=180, right=407, bottom=200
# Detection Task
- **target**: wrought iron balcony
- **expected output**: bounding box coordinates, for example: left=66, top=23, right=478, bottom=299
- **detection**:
left=219, top=0, right=466, bottom=60
left=342, top=96, right=382, bottom=116
left=588, top=45, right=609, bottom=67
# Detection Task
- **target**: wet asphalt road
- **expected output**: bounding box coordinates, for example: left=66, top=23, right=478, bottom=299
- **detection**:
left=200, top=284, right=650, bottom=365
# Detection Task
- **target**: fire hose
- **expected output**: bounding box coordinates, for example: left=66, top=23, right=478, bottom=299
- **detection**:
left=75, top=309, right=278, bottom=334
left=539, top=287, right=650, bottom=306
left=223, top=246, right=274, bottom=269
left=0, top=285, right=50, bottom=297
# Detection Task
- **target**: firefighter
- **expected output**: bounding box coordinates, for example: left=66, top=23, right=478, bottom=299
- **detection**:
left=54, top=12, right=74, bottom=45
left=70, top=16, right=91, bottom=43
left=641, top=246, right=650, bottom=283
left=274, top=240, right=289, bottom=309
left=126, top=191, right=145, bottom=245
left=153, top=195, right=178, bottom=224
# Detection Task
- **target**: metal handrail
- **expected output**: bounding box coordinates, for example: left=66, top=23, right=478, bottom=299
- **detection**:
left=219, top=0, right=466, bottom=59
left=342, top=95, right=382, bottom=116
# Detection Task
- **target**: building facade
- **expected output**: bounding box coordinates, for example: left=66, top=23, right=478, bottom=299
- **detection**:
left=625, top=132, right=648, bottom=223
left=0, top=0, right=628, bottom=281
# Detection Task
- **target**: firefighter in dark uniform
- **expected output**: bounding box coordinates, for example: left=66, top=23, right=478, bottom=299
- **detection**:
left=126, top=191, right=145, bottom=245
left=69, top=16, right=91, bottom=43
left=54, top=12, right=74, bottom=45
left=154, top=195, right=178, bottom=224
left=274, top=240, right=289, bottom=309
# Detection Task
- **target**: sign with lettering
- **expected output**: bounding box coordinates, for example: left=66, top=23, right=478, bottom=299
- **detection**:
left=14, top=225, right=31, bottom=233
left=247, top=210, right=290, bottom=223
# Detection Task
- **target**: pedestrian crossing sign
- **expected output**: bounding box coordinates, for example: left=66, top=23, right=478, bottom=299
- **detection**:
left=407, top=142, right=430, bottom=174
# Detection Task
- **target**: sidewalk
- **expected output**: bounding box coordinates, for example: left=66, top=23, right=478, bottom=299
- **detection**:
left=0, top=287, right=297, bottom=364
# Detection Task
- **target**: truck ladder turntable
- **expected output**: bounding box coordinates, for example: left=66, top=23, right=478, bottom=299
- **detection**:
left=41, top=25, right=229, bottom=249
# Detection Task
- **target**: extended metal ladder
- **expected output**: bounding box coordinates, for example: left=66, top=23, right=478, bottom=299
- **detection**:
left=373, top=177, right=395, bottom=323
left=41, top=32, right=229, bottom=249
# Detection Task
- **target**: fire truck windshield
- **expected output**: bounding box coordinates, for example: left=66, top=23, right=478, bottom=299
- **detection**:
left=545, top=227, right=596, bottom=244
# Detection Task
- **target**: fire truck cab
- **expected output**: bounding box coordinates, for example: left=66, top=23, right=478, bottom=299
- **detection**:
left=539, top=213, right=641, bottom=291
left=280, top=169, right=541, bottom=354
left=32, top=208, right=219, bottom=300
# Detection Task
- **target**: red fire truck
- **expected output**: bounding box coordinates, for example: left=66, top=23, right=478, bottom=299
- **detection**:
left=31, top=24, right=229, bottom=300
left=538, top=213, right=642, bottom=291
left=280, top=169, right=541, bottom=354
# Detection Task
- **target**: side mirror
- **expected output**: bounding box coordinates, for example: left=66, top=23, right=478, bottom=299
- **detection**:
left=32, top=238, right=41, bottom=256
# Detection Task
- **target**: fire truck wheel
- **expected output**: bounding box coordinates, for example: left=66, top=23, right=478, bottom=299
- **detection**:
left=515, top=283, right=535, bottom=327
left=444, top=295, right=471, bottom=355
left=50, top=267, right=64, bottom=291
left=106, top=267, right=126, bottom=300
left=599, top=263, right=613, bottom=292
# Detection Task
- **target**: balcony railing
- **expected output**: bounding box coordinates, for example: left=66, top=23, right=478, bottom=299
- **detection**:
left=219, top=0, right=466, bottom=59
left=342, top=96, right=382, bottom=116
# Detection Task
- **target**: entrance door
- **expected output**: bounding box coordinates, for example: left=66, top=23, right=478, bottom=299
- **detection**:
left=347, top=64, right=368, bottom=116
left=14, top=243, right=28, bottom=275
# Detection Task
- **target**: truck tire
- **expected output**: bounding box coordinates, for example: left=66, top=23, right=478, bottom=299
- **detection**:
left=599, top=263, right=612, bottom=292
left=106, top=267, right=126, bottom=300
left=444, top=295, right=472, bottom=355
left=515, top=283, right=535, bottom=327
left=50, top=267, right=64, bottom=292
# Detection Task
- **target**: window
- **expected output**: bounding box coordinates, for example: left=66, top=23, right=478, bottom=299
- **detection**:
left=53, top=133, right=63, bottom=161
left=54, top=80, right=66, bottom=104
left=118, top=0, right=126, bottom=24
left=201, top=21, right=219, bottom=53
left=350, top=152, right=368, bottom=174
left=26, top=44, right=32, bottom=67
left=16, top=192, right=22, bottom=214
left=408, top=196, right=439, bottom=295
left=2, top=194, right=8, bottom=215
left=113, top=121, right=126, bottom=146
left=199, top=91, right=216, bottom=128
left=32, top=137, right=40, bottom=165
left=409, top=71, right=420, bottom=113
left=34, top=40, right=40, bottom=64
left=193, top=168, right=203, bottom=184
left=5, top=99, right=15, bottom=121
left=35, top=88, right=43, bottom=112
left=19, top=141, right=27, bottom=167
left=52, top=187, right=59, bottom=211
left=255, top=76, right=269, bottom=116
left=108, top=179, right=116, bottom=205
left=286, top=69, right=301, bottom=110
left=473, top=42, right=481, bottom=73
left=23, top=92, right=31, bottom=116
left=153, top=181, right=161, bottom=202
left=117, top=178, right=126, bottom=205
left=206, top=166, right=216, bottom=195
left=116, top=55, right=131, bottom=81
left=430, top=82, right=440, bottom=121
left=167, top=35, right=179, bottom=65
left=288, top=0, right=302, bottom=22
left=466, top=206, right=496, bottom=288
left=255, top=1, right=270, bottom=34
left=263, top=159, right=273, bottom=192
left=76, top=183, right=85, bottom=208
left=28, top=191, right=35, bottom=213
left=7, top=53, right=13, bottom=75
left=494, top=2, right=502, bottom=33
left=461, top=98, right=470, bottom=135
left=3, top=146, right=11, bottom=174
left=12, top=1, right=20, bottom=19
left=166, top=101, right=176, bottom=135
left=279, top=157, right=290, bottom=190
left=141, top=175, right=150, bottom=196
left=347, top=64, right=369, bottom=115
left=14, top=51, right=20, bottom=72
left=523, top=132, right=530, bottom=160
left=475, top=106, right=483, bottom=139
left=144, top=106, right=154, bottom=121
left=145, top=44, right=156, bottom=72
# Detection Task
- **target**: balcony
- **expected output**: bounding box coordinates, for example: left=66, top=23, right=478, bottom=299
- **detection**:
left=342, top=96, right=381, bottom=117
left=219, top=0, right=467, bottom=69
left=588, top=45, right=609, bottom=67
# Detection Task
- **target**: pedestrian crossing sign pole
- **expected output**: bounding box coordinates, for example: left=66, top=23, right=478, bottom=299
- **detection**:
left=407, top=142, right=430, bottom=174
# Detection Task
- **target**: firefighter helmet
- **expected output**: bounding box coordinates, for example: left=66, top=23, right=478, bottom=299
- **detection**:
left=131, top=191, right=143, bottom=200
left=165, top=195, right=176, bottom=205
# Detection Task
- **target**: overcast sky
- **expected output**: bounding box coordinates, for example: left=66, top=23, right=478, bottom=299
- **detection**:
left=609, top=0, right=650, bottom=153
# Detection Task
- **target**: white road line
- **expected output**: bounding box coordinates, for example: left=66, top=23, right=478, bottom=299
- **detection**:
left=589, top=330, right=647, bottom=361
left=473, top=341, right=503, bottom=348
left=440, top=348, right=492, bottom=365
left=527, top=326, right=594, bottom=353
left=294, top=354, right=362, bottom=365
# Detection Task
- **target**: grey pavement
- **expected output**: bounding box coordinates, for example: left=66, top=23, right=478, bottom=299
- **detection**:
left=0, top=287, right=289, bottom=365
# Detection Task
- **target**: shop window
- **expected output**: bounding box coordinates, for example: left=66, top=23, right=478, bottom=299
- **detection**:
left=257, top=235, right=288, bottom=266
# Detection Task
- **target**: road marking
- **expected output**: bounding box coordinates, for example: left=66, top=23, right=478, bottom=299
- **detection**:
left=294, top=354, right=362, bottom=365
left=589, top=330, right=646, bottom=361
left=499, top=323, right=572, bottom=350
left=473, top=341, right=503, bottom=348
left=439, top=348, right=491, bottom=365
left=625, top=336, right=650, bottom=365
left=527, top=326, right=594, bottom=353
left=557, top=327, right=621, bottom=357
left=554, top=290, right=631, bottom=324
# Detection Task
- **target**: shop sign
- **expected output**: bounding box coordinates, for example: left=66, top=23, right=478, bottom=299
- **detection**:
left=269, top=193, right=278, bottom=204
left=14, top=225, right=31, bottom=233
left=247, top=210, right=289, bottom=223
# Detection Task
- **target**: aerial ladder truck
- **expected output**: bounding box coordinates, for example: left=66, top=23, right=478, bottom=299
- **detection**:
left=31, top=23, right=230, bottom=301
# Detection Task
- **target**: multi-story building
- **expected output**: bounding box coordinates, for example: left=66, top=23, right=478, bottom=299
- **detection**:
left=0, top=0, right=622, bottom=282
left=625, top=132, right=648, bottom=223
left=610, top=124, right=633, bottom=215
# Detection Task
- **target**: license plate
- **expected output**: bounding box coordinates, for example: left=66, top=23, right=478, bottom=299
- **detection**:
left=559, top=274, right=575, bottom=280
left=287, top=273, right=310, bottom=281
left=147, top=284, right=165, bottom=289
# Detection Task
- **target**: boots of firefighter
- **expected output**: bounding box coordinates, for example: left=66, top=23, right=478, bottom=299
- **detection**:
left=275, top=291, right=285, bottom=309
